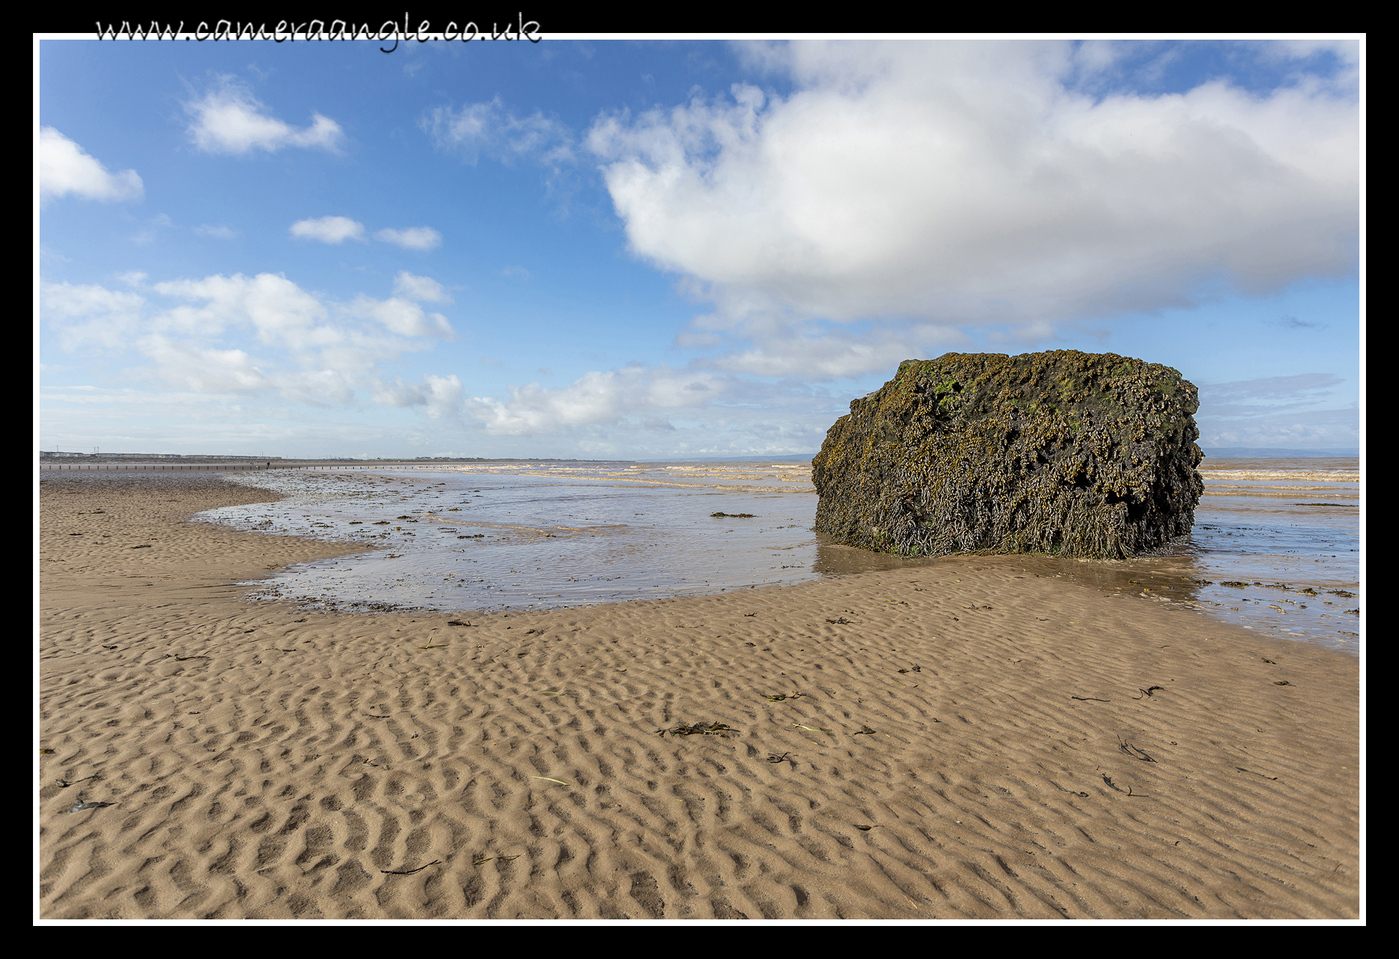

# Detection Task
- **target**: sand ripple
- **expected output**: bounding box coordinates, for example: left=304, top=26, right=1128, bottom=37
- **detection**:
left=38, top=473, right=1360, bottom=920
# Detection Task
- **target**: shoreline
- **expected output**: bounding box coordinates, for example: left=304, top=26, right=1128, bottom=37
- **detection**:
left=38, top=472, right=1362, bottom=920
left=203, top=465, right=1360, bottom=651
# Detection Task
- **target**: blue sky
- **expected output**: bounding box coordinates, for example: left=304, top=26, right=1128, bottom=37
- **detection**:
left=37, top=35, right=1362, bottom=459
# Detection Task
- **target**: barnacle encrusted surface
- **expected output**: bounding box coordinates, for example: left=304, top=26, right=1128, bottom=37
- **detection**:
left=812, top=351, right=1204, bottom=559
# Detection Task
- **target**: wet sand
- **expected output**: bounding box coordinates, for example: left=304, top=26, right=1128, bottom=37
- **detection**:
left=37, top=472, right=1362, bottom=920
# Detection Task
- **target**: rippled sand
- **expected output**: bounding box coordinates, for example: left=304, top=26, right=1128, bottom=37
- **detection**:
left=38, top=472, right=1361, bottom=920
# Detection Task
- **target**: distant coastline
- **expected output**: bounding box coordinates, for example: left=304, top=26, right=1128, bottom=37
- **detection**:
left=1200, top=447, right=1359, bottom=459
left=37, top=451, right=822, bottom=466
left=39, top=448, right=1358, bottom=465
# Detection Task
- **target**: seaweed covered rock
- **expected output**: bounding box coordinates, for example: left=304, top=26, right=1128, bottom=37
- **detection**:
left=812, top=351, right=1203, bottom=559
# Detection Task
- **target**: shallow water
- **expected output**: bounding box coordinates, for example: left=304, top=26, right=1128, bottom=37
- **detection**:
left=207, top=462, right=825, bottom=611
left=1167, top=458, right=1360, bottom=652
left=201, top=457, right=1361, bottom=655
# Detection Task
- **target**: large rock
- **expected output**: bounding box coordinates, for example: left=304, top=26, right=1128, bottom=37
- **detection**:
left=812, top=351, right=1203, bottom=559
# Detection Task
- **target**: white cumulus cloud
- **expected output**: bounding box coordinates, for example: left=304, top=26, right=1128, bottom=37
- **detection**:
left=376, top=373, right=464, bottom=419
left=393, top=271, right=454, bottom=303
left=44, top=272, right=462, bottom=407
left=347, top=295, right=455, bottom=339
left=140, top=337, right=272, bottom=394
left=588, top=39, right=1359, bottom=334
left=40, top=281, right=147, bottom=350
left=185, top=75, right=344, bottom=155
left=39, top=128, right=143, bottom=203
left=152, top=272, right=333, bottom=348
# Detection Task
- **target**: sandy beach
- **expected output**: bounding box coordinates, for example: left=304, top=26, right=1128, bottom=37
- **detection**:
left=37, top=472, right=1362, bottom=921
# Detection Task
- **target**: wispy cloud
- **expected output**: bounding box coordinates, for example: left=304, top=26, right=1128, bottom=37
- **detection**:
left=1267, top=314, right=1327, bottom=331
left=129, top=212, right=175, bottom=245
left=422, top=96, right=574, bottom=167
left=1198, top=407, right=1359, bottom=450
left=291, top=218, right=444, bottom=250
left=460, top=361, right=846, bottom=456
left=468, top=366, right=728, bottom=435
left=375, top=226, right=442, bottom=251
left=1194, top=372, right=1358, bottom=449
left=1200, top=373, right=1345, bottom=408
left=697, top=321, right=968, bottom=380
left=290, top=215, right=366, bottom=244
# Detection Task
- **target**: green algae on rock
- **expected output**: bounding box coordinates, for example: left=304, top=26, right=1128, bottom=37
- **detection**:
left=811, top=351, right=1204, bottom=559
